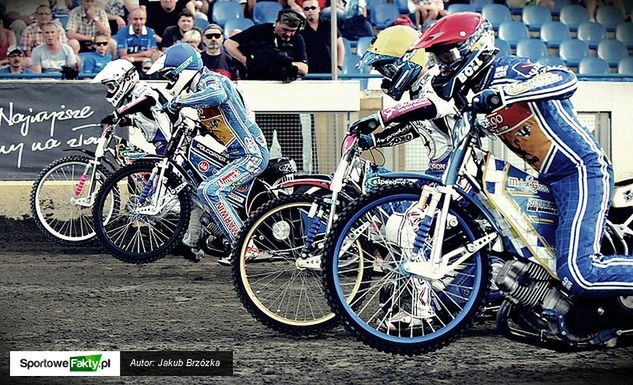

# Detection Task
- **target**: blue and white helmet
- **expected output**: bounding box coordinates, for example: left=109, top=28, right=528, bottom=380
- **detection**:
left=147, top=43, right=203, bottom=95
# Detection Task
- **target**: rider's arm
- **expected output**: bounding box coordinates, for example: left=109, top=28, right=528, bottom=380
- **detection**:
left=115, top=95, right=157, bottom=117
left=372, top=122, right=420, bottom=148
left=379, top=95, right=452, bottom=126
left=173, top=75, right=228, bottom=108
left=498, top=66, right=578, bottom=106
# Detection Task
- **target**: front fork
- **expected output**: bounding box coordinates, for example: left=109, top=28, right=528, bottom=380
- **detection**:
left=134, top=159, right=171, bottom=216
left=71, top=135, right=109, bottom=207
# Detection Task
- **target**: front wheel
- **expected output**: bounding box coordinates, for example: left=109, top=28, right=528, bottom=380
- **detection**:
left=322, top=184, right=490, bottom=355
left=30, top=155, right=113, bottom=245
left=92, top=160, right=192, bottom=264
left=231, top=194, right=364, bottom=335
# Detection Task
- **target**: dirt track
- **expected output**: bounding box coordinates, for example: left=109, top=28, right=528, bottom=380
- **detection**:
left=1, top=218, right=632, bottom=385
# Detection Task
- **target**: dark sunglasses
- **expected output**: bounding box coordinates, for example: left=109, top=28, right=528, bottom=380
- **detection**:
left=94, top=42, right=109, bottom=46
left=204, top=33, right=222, bottom=39
left=303, top=6, right=317, bottom=10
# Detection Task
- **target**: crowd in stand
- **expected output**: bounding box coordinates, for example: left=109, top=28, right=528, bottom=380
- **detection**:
left=0, top=0, right=632, bottom=79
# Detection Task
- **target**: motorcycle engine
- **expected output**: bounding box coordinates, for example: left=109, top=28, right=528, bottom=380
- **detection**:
left=495, top=260, right=571, bottom=316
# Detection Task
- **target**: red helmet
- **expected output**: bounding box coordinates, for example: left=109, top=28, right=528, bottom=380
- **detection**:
left=412, top=12, right=497, bottom=106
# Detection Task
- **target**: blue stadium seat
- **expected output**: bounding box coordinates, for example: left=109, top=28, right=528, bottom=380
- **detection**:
left=495, top=38, right=512, bottom=58
left=78, top=51, right=92, bottom=66
left=540, top=21, right=571, bottom=48
left=522, top=5, right=552, bottom=32
left=597, top=39, right=629, bottom=66
left=498, top=21, right=529, bottom=48
left=616, top=22, right=633, bottom=49
left=395, top=0, right=410, bottom=14
left=195, top=17, right=209, bottom=30
left=559, top=5, right=589, bottom=32
left=55, top=15, right=69, bottom=29
left=618, top=56, right=633, bottom=74
left=471, top=0, right=493, bottom=13
left=212, top=1, right=243, bottom=28
left=578, top=56, right=610, bottom=74
left=252, top=1, right=282, bottom=25
left=342, top=54, right=368, bottom=88
left=342, top=37, right=353, bottom=56
left=577, top=21, right=608, bottom=49
left=551, top=0, right=571, bottom=17
left=223, top=17, right=254, bottom=38
left=516, top=39, right=548, bottom=62
left=356, top=36, right=373, bottom=57
left=559, top=38, right=589, bottom=66
left=482, top=4, right=512, bottom=31
left=596, top=5, right=625, bottom=32
left=369, top=3, right=400, bottom=30
left=447, top=4, right=476, bottom=13
left=537, top=56, right=567, bottom=66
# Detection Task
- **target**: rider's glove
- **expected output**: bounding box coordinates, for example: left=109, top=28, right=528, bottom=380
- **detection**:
left=100, top=111, right=119, bottom=126
left=349, top=112, right=384, bottom=135
left=358, top=134, right=376, bottom=150
left=162, top=97, right=181, bottom=115
left=471, top=89, right=504, bottom=114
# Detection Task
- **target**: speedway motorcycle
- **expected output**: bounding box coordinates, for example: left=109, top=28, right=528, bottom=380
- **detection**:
left=91, top=112, right=306, bottom=264
left=30, top=121, right=148, bottom=245
left=321, top=109, right=633, bottom=355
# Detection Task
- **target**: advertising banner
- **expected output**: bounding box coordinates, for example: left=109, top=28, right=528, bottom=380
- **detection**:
left=0, top=82, right=112, bottom=180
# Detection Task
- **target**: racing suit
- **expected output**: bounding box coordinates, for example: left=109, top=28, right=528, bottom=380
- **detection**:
left=106, top=81, right=174, bottom=155
left=372, top=55, right=633, bottom=297
left=166, top=68, right=269, bottom=242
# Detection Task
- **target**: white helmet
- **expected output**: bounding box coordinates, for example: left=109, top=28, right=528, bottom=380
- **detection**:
left=92, top=59, right=139, bottom=108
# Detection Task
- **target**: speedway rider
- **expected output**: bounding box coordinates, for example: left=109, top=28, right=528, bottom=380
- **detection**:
left=147, top=43, right=270, bottom=266
left=356, top=25, right=456, bottom=176
left=351, top=12, right=633, bottom=300
left=92, top=59, right=174, bottom=156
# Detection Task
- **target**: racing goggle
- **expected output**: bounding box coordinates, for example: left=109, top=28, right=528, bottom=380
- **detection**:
left=428, top=47, right=462, bottom=66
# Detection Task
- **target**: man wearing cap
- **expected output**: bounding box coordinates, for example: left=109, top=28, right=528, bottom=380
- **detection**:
left=0, top=47, right=33, bottom=77
left=224, top=8, right=308, bottom=80
left=200, top=24, right=239, bottom=80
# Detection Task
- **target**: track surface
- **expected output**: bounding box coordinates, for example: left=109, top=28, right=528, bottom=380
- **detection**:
left=1, top=219, right=632, bottom=385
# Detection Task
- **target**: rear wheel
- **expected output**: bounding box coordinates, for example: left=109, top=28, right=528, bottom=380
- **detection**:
left=92, top=160, right=192, bottom=264
left=30, top=155, right=114, bottom=245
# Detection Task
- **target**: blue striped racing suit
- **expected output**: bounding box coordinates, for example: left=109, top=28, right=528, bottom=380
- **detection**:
left=476, top=56, right=633, bottom=297
left=168, top=69, right=269, bottom=241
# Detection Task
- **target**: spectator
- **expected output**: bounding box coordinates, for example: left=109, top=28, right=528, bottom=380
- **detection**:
left=139, top=49, right=163, bottom=79
left=161, top=9, right=198, bottom=50
left=0, top=47, right=33, bottom=77
left=224, top=8, right=308, bottom=80
left=300, top=0, right=345, bottom=75
left=288, top=0, right=328, bottom=12
left=97, top=0, right=129, bottom=35
left=139, top=0, right=196, bottom=44
left=116, top=7, right=157, bottom=68
left=66, top=0, right=112, bottom=55
left=582, top=0, right=628, bottom=22
left=0, top=18, right=18, bottom=66
left=200, top=24, right=239, bottom=79
left=20, top=5, right=70, bottom=58
left=414, top=0, right=448, bottom=30
left=81, top=33, right=113, bottom=73
left=31, top=21, right=77, bottom=73
left=225, top=9, right=310, bottom=170
left=49, top=0, right=73, bottom=19
left=336, top=0, right=374, bottom=41
left=181, top=29, right=202, bottom=50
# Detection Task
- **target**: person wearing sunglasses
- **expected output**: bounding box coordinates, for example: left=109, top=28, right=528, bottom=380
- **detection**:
left=81, top=33, right=113, bottom=74
left=116, top=7, right=157, bottom=69
left=200, top=24, right=239, bottom=80
left=298, top=0, right=345, bottom=75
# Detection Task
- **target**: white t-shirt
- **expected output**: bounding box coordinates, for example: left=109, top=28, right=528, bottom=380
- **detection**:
left=31, top=43, right=77, bottom=73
